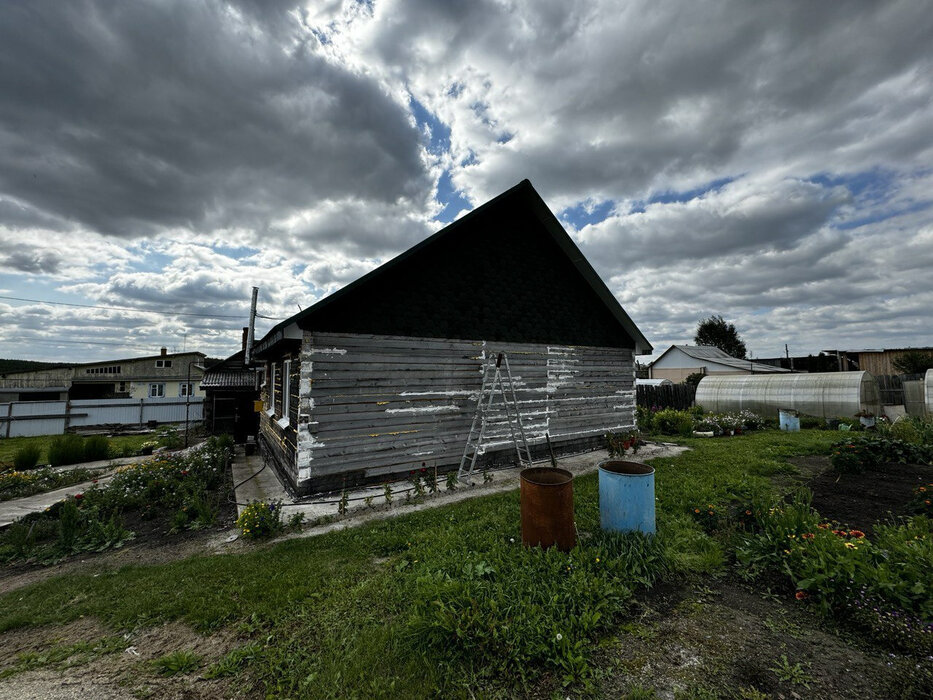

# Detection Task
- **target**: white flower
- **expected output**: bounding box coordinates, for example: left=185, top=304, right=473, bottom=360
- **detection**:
left=555, top=633, right=563, bottom=641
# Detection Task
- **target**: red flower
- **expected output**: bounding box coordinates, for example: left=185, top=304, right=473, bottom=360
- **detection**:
left=801, top=532, right=815, bottom=540
left=74, top=493, right=84, bottom=500
left=848, top=529, right=866, bottom=539
left=795, top=591, right=809, bottom=600
left=180, top=470, right=189, bottom=476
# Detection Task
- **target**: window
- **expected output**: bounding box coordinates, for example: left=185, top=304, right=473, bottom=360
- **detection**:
left=149, top=383, right=165, bottom=398
left=155, top=359, right=173, bottom=368
left=278, top=360, right=291, bottom=428
left=118, top=382, right=127, bottom=393
left=267, top=362, right=276, bottom=415
left=179, top=383, right=195, bottom=397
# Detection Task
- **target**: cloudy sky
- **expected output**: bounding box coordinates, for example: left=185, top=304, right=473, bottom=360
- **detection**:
left=1, top=0, right=931, bottom=363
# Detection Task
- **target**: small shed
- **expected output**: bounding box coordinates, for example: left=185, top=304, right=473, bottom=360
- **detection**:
left=252, top=180, right=652, bottom=495
left=200, top=349, right=259, bottom=443
left=649, top=345, right=792, bottom=383
left=695, top=372, right=882, bottom=419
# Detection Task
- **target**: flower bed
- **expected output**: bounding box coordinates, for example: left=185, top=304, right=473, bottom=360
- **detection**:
left=0, top=467, right=103, bottom=502
left=0, top=435, right=233, bottom=563
left=736, top=492, right=933, bottom=654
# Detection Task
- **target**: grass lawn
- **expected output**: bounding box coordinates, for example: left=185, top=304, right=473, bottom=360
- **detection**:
left=0, top=430, right=869, bottom=698
left=0, top=433, right=156, bottom=467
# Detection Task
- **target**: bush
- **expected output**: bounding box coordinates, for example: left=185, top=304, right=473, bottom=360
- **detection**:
left=635, top=405, right=654, bottom=432
left=82, top=435, right=111, bottom=462
left=651, top=408, right=694, bottom=436
left=831, top=434, right=933, bottom=474
left=13, top=444, right=41, bottom=470
left=236, top=500, right=283, bottom=539
left=47, top=435, right=87, bottom=467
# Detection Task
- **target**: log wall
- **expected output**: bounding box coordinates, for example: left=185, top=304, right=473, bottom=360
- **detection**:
left=286, top=331, right=634, bottom=493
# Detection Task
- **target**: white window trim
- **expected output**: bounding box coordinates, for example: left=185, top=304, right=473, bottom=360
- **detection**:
left=265, top=362, right=276, bottom=416
left=149, top=383, right=165, bottom=398
left=179, top=382, right=195, bottom=397
left=277, top=360, right=291, bottom=428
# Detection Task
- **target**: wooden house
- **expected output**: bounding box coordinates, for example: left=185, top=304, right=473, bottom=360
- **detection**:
left=252, top=180, right=652, bottom=495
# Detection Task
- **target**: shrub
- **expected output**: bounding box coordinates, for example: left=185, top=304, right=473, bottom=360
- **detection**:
left=236, top=500, right=283, bottom=539
left=635, top=405, right=654, bottom=432
left=47, top=434, right=87, bottom=467
left=651, top=408, right=694, bottom=436
left=13, top=444, right=41, bottom=470
left=157, top=425, right=181, bottom=448
left=606, top=430, right=642, bottom=457
left=830, top=434, right=932, bottom=474
left=82, top=435, right=111, bottom=462
left=684, top=372, right=705, bottom=388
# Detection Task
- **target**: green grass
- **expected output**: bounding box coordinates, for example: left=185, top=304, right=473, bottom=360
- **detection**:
left=0, top=429, right=839, bottom=697
left=0, top=433, right=156, bottom=467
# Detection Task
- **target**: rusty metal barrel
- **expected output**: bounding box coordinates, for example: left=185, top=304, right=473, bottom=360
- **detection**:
left=520, top=467, right=575, bottom=551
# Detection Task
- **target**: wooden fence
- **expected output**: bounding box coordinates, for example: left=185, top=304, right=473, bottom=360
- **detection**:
left=637, top=383, right=695, bottom=411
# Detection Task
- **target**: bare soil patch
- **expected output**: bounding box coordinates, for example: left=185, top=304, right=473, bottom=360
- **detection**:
left=596, top=576, right=929, bottom=699
left=0, top=619, right=241, bottom=700
left=794, top=456, right=933, bottom=535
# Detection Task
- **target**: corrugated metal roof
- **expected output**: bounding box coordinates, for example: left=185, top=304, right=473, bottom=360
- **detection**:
left=668, top=345, right=792, bottom=373
left=200, top=370, right=256, bottom=389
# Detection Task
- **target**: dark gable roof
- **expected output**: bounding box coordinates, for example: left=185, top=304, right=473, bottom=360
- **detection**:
left=255, top=180, right=651, bottom=355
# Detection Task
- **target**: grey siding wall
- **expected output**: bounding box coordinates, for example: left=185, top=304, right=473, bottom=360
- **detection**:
left=293, top=331, right=634, bottom=492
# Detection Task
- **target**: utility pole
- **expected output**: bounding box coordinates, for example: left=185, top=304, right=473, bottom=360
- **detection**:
left=245, top=286, right=258, bottom=366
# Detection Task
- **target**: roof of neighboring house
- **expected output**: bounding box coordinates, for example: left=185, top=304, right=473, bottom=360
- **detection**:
left=651, top=345, right=792, bottom=373
left=254, top=179, right=652, bottom=356
left=0, top=351, right=207, bottom=378
left=201, top=350, right=257, bottom=389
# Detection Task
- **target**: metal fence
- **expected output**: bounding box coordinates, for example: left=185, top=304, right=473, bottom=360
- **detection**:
left=0, top=397, right=204, bottom=438
left=636, top=383, right=696, bottom=411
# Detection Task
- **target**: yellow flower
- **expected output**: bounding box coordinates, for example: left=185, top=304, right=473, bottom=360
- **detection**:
left=844, top=542, right=857, bottom=549
left=595, top=557, right=600, bottom=563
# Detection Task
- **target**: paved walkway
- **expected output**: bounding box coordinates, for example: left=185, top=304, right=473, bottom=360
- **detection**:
left=230, top=442, right=690, bottom=537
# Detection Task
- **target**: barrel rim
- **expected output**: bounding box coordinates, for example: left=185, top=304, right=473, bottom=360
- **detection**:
left=520, top=466, right=573, bottom=486
left=597, top=459, right=654, bottom=476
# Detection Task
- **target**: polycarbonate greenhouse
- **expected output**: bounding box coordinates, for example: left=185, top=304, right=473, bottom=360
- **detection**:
left=694, top=371, right=882, bottom=419
left=926, top=369, right=933, bottom=416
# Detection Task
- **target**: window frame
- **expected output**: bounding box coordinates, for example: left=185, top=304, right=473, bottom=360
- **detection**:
left=277, top=360, right=291, bottom=428
left=148, top=383, right=165, bottom=398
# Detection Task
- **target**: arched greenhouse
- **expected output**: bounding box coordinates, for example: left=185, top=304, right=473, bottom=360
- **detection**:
left=694, top=372, right=881, bottom=419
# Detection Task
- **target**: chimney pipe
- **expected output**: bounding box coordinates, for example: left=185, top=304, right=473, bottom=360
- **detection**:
left=242, top=327, right=249, bottom=351
left=160, top=347, right=167, bottom=357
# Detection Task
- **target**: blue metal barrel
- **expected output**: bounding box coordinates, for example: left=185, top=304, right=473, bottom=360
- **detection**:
left=779, top=409, right=800, bottom=432
left=598, top=460, right=656, bottom=534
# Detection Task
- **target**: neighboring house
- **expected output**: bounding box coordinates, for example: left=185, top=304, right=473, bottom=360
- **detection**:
left=251, top=179, right=652, bottom=496
left=648, top=345, right=792, bottom=383
left=823, top=347, right=933, bottom=376
left=201, top=337, right=260, bottom=443
left=0, top=349, right=207, bottom=401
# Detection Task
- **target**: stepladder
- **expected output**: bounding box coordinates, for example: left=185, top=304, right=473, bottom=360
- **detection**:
left=457, top=351, right=532, bottom=482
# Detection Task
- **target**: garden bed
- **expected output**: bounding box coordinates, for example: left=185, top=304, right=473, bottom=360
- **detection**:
left=806, top=458, right=933, bottom=535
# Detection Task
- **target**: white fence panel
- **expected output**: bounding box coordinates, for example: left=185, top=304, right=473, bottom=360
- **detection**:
left=1, top=398, right=205, bottom=438
left=70, top=399, right=144, bottom=427
left=142, top=398, right=203, bottom=424
left=4, top=401, right=67, bottom=437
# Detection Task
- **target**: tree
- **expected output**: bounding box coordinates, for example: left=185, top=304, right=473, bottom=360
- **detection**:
left=892, top=350, right=933, bottom=376
left=694, top=315, right=747, bottom=359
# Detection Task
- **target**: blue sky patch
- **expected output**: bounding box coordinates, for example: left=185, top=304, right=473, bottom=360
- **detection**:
left=560, top=199, right=616, bottom=229
left=409, top=97, right=451, bottom=156
left=434, top=170, right=472, bottom=223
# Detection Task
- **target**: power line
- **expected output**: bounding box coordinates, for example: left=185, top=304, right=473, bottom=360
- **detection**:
left=0, top=294, right=284, bottom=321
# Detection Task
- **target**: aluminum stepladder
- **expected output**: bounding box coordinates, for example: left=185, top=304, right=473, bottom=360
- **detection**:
left=457, top=351, right=533, bottom=483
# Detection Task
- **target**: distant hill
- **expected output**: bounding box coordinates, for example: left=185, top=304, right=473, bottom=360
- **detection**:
left=0, top=358, right=72, bottom=375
